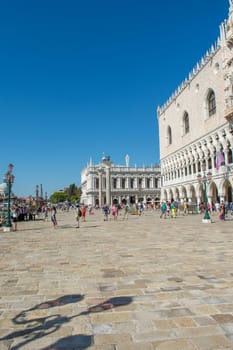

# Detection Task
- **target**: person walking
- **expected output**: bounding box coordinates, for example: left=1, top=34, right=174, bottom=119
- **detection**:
left=160, top=202, right=167, bottom=219
left=219, top=201, right=226, bottom=220
left=51, top=206, right=57, bottom=229
left=183, top=200, right=188, bottom=216
left=103, top=205, right=109, bottom=221
left=43, top=206, right=49, bottom=221
left=75, top=206, right=82, bottom=228
left=123, top=203, right=130, bottom=220
left=81, top=206, right=86, bottom=222
left=171, top=200, right=177, bottom=218
left=12, top=206, right=19, bottom=231
left=112, top=204, right=118, bottom=221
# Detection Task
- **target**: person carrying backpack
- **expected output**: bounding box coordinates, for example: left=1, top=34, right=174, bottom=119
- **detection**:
left=76, top=206, right=82, bottom=228
left=160, top=202, right=167, bottom=219
left=123, top=203, right=130, bottom=220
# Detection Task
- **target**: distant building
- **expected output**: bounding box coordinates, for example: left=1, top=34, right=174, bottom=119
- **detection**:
left=157, top=1, right=233, bottom=206
left=80, top=155, right=161, bottom=206
left=0, top=182, right=7, bottom=199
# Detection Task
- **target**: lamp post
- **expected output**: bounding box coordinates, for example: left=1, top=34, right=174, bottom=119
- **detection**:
left=102, top=156, right=112, bottom=206
left=45, top=192, right=48, bottom=206
left=197, top=166, right=212, bottom=223
left=35, top=185, right=39, bottom=217
left=4, top=163, right=14, bottom=232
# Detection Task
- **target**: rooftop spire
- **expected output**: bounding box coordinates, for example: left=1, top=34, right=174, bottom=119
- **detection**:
left=230, top=0, right=233, bottom=13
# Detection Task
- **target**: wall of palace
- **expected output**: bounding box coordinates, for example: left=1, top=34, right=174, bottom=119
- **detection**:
left=157, top=1, right=233, bottom=207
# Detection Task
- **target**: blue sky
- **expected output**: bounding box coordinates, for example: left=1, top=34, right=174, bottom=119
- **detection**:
left=0, top=0, right=229, bottom=197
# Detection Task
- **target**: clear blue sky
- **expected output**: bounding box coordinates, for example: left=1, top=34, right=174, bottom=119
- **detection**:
left=0, top=0, right=229, bottom=197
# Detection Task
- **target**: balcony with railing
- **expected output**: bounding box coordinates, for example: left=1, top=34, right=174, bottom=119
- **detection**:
left=162, top=167, right=221, bottom=187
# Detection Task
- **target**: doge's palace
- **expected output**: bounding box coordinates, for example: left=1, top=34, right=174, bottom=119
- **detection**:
left=157, top=0, right=233, bottom=207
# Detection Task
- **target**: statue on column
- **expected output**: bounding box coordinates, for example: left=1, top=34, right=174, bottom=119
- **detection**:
left=125, top=154, right=129, bottom=167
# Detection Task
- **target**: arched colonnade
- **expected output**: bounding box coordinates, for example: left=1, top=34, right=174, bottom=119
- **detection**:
left=161, top=127, right=233, bottom=206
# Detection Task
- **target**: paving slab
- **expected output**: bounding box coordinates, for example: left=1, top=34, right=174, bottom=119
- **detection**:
left=0, top=209, right=233, bottom=349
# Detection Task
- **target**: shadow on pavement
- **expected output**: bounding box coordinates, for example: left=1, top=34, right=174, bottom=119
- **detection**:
left=40, top=334, right=93, bottom=349
left=0, top=295, right=133, bottom=350
left=81, top=296, right=133, bottom=314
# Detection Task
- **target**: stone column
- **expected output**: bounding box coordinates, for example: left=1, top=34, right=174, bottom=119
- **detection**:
left=220, top=195, right=225, bottom=203
left=102, top=157, right=112, bottom=206
left=98, top=168, right=103, bottom=208
left=105, top=165, right=111, bottom=206
left=211, top=155, right=215, bottom=172
left=196, top=196, right=201, bottom=213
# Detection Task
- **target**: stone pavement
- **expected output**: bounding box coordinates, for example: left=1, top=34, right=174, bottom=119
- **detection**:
left=1, top=209, right=233, bottom=350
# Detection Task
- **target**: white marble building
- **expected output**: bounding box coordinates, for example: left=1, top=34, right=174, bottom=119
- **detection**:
left=157, top=1, right=233, bottom=207
left=0, top=182, right=7, bottom=199
left=80, top=155, right=160, bottom=206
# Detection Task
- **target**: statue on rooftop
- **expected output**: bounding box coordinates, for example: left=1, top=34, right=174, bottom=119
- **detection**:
left=125, top=154, right=129, bottom=167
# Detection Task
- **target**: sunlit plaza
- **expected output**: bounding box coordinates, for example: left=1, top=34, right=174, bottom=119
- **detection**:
left=1, top=1, right=233, bottom=350
left=1, top=209, right=233, bottom=349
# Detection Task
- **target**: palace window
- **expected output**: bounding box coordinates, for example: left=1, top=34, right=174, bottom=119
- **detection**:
left=167, top=126, right=172, bottom=145
left=122, top=178, right=125, bottom=189
left=112, top=178, right=117, bottom=189
left=189, top=164, right=192, bottom=174
left=208, top=156, right=212, bottom=170
left=130, top=178, right=134, bottom=189
left=138, top=178, right=142, bottom=187
left=183, top=112, right=190, bottom=134
left=95, top=178, right=99, bottom=189
left=227, top=147, right=233, bottom=164
left=193, top=163, right=196, bottom=174
left=207, top=89, right=216, bottom=117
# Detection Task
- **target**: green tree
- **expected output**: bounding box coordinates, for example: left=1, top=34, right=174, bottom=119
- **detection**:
left=50, top=192, right=67, bottom=204
left=65, top=184, right=77, bottom=198
left=49, top=184, right=82, bottom=204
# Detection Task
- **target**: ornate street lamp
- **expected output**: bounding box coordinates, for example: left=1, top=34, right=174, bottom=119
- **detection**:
left=4, top=163, right=15, bottom=231
left=45, top=192, right=48, bottom=206
left=197, top=166, right=212, bottom=223
left=35, top=185, right=39, bottom=217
